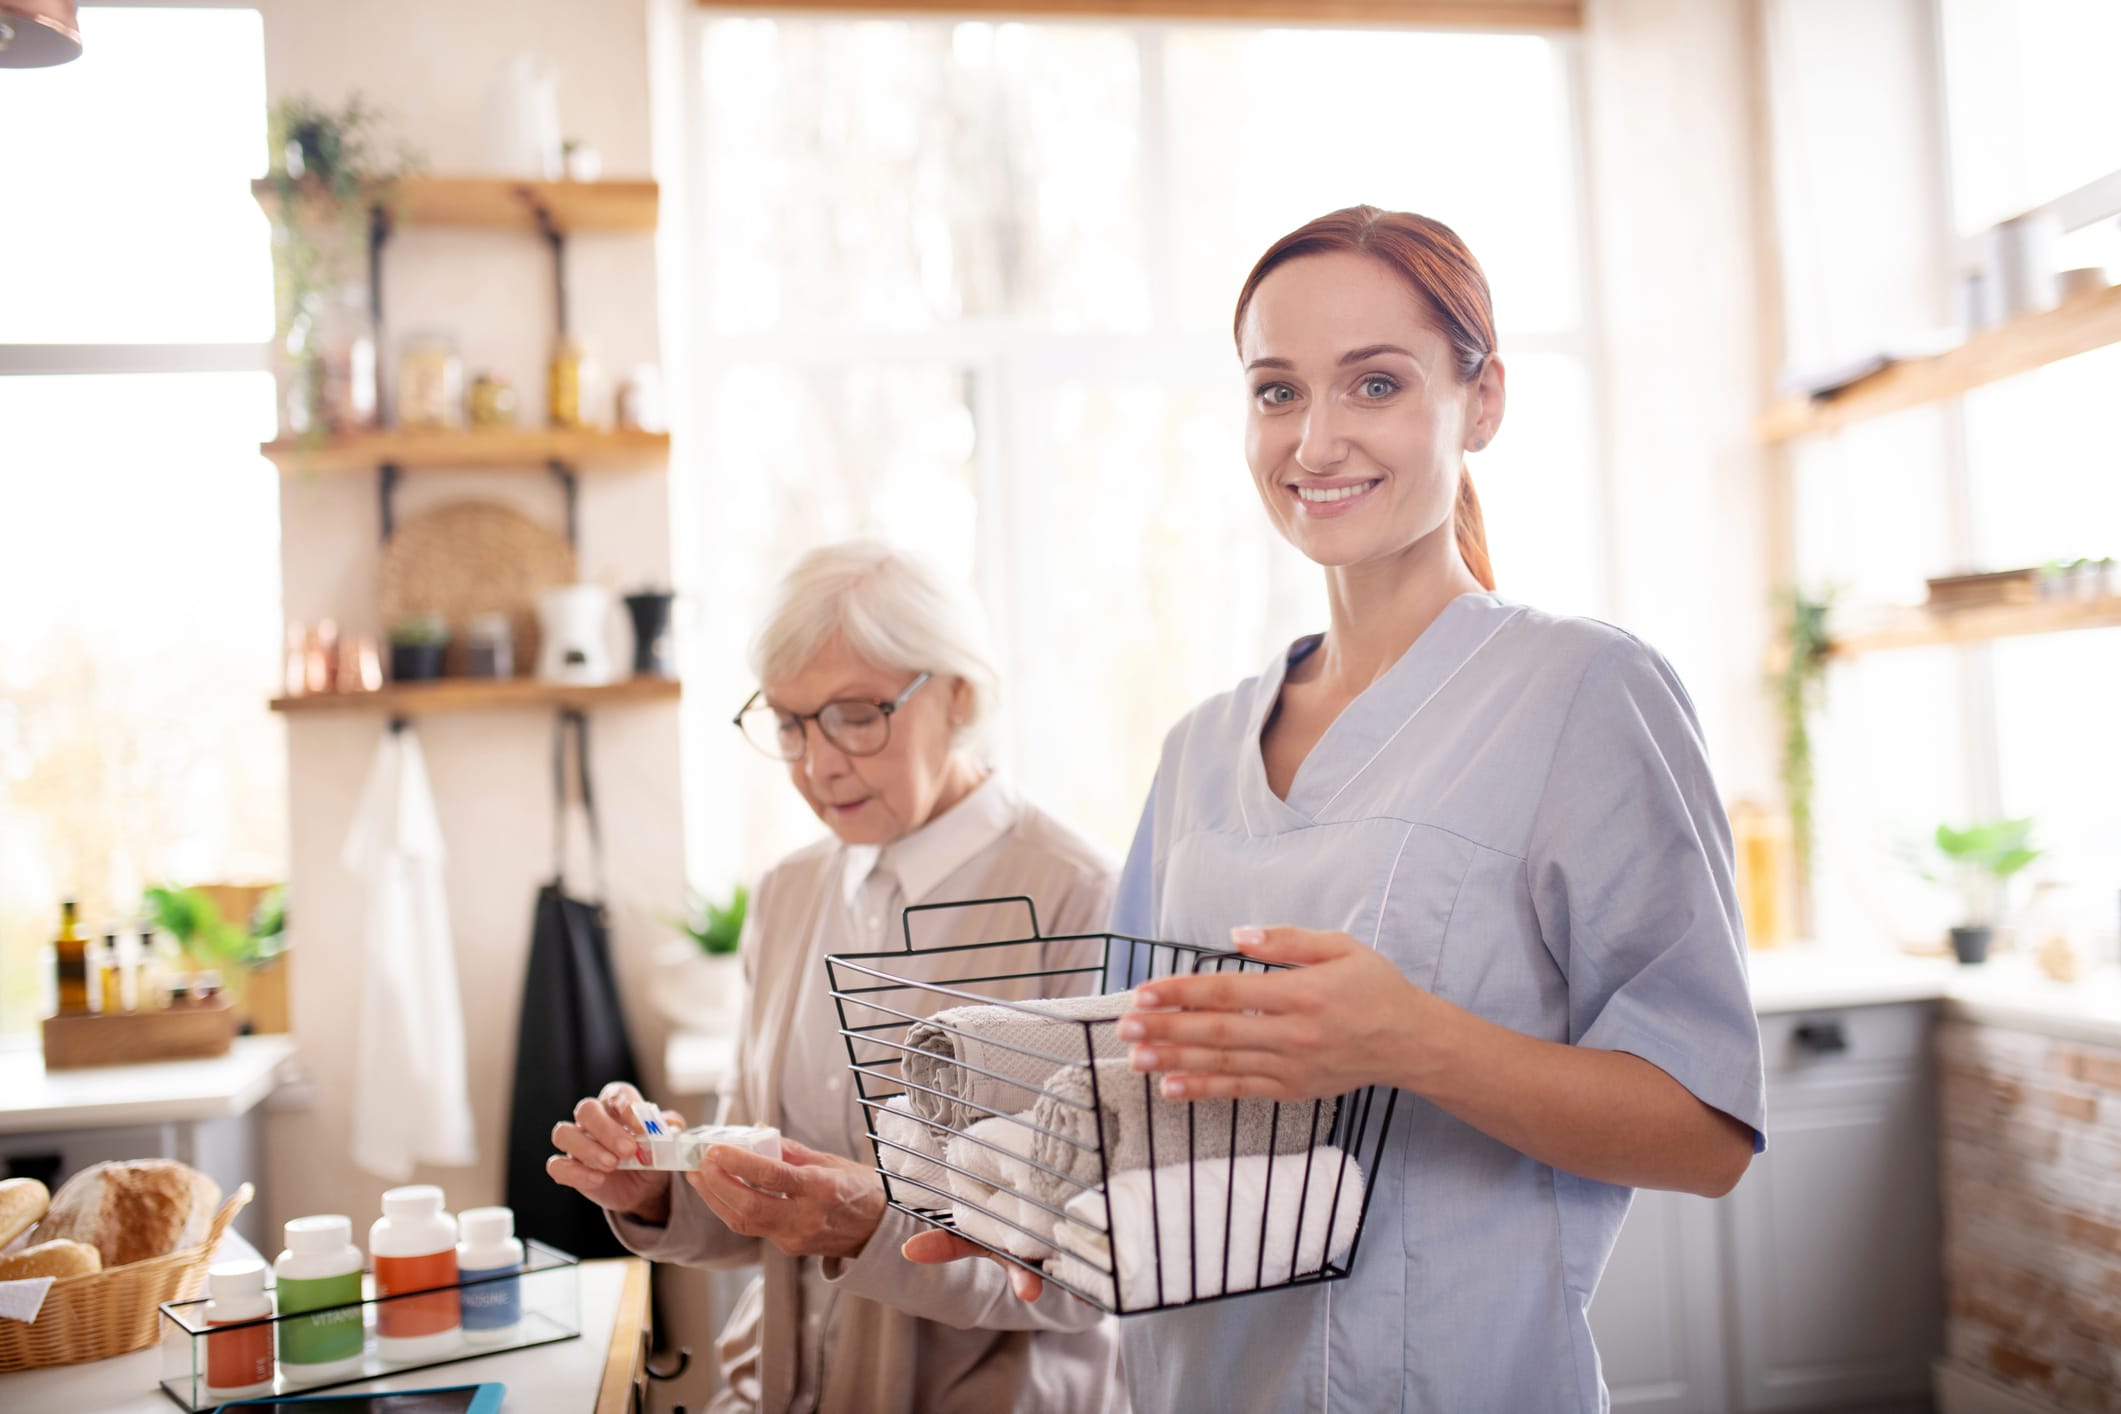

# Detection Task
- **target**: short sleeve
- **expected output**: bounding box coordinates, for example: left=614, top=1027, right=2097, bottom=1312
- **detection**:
left=1526, top=635, right=1766, bottom=1149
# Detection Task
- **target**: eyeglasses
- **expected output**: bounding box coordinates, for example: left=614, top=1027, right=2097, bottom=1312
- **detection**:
left=732, top=672, right=933, bottom=762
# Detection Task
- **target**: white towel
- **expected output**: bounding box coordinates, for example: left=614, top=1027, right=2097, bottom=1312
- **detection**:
left=1022, top=1060, right=1337, bottom=1208
left=342, top=727, right=477, bottom=1182
left=1046, top=1144, right=1366, bottom=1311
left=0, top=1278, right=54, bottom=1325
left=902, top=991, right=1136, bottom=1130
left=874, top=1094, right=953, bottom=1206
left=942, top=1116, right=1062, bottom=1261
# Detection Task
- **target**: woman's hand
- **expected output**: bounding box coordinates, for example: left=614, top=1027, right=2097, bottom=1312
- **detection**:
left=899, top=1229, right=1048, bottom=1303
left=1118, top=926, right=1429, bottom=1102
left=685, top=1137, right=886, bottom=1261
left=546, top=1082, right=686, bottom=1224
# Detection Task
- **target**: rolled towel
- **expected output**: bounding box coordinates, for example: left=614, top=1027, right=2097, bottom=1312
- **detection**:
left=873, top=1095, right=953, bottom=1207
left=943, top=1117, right=1059, bottom=1261
left=902, top=991, right=1137, bottom=1131
left=1046, top=1144, right=1366, bottom=1311
left=1021, top=1060, right=1337, bottom=1208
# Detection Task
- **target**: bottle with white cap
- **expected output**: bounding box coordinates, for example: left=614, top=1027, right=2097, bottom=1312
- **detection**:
left=273, top=1214, right=366, bottom=1382
left=203, top=1259, right=275, bottom=1401
left=369, top=1184, right=461, bottom=1362
left=456, top=1206, right=525, bottom=1344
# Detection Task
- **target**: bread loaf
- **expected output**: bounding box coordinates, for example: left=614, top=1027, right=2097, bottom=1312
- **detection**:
left=37, top=1160, right=221, bottom=1268
left=0, top=1238, right=102, bottom=1281
left=0, top=1177, right=49, bottom=1250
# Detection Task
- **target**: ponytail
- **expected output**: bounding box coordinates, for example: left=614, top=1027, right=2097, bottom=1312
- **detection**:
left=1455, top=465, right=1493, bottom=591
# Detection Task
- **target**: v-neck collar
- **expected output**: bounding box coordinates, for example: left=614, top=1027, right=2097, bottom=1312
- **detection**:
left=1241, top=592, right=1523, bottom=830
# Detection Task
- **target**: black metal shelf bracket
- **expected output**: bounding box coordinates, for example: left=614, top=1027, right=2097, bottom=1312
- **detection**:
left=550, top=459, right=580, bottom=551
left=378, top=462, right=402, bottom=543
left=532, top=201, right=569, bottom=338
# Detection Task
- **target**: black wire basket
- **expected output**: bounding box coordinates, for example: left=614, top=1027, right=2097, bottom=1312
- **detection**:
left=826, top=896, right=1399, bottom=1316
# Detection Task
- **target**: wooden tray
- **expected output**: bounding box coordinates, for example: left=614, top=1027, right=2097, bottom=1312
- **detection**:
left=41, top=1003, right=235, bottom=1069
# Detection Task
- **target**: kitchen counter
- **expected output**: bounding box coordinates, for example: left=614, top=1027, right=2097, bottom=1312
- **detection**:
left=0, top=1256, right=650, bottom=1414
left=1746, top=946, right=2121, bottom=1047
left=0, top=1034, right=296, bottom=1134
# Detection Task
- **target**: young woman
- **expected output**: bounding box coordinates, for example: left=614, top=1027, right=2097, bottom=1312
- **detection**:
left=916, top=208, right=1765, bottom=1411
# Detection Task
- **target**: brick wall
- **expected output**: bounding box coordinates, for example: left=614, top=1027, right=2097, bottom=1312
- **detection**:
left=1939, top=1020, right=2121, bottom=1412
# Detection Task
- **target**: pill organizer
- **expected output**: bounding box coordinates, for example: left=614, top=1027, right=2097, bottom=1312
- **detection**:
left=617, top=1112, right=783, bottom=1171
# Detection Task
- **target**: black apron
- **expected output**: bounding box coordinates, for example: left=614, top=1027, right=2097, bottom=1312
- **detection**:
left=503, top=710, right=641, bottom=1259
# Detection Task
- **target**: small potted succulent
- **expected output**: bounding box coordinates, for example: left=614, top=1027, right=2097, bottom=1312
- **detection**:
left=388, top=614, right=450, bottom=682
left=1924, top=818, right=2042, bottom=964
left=655, top=884, right=747, bottom=1032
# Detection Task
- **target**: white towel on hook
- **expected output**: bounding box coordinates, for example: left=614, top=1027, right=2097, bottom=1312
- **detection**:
left=342, top=726, right=477, bottom=1182
left=1046, top=1144, right=1367, bottom=1311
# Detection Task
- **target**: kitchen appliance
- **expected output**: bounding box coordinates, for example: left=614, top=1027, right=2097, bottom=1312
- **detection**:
left=536, top=585, right=615, bottom=685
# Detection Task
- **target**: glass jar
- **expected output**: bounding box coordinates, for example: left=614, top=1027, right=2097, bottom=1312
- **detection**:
left=397, top=331, right=464, bottom=430
left=464, top=613, right=515, bottom=679
left=468, top=372, right=519, bottom=429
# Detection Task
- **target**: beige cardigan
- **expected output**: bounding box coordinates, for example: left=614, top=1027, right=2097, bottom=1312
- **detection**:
left=612, top=791, right=1125, bottom=1414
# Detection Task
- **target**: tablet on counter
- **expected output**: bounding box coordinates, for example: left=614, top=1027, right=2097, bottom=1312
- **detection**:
left=213, top=1385, right=505, bottom=1414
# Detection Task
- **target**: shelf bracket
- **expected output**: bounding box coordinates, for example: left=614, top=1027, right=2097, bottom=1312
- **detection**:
left=533, top=201, right=569, bottom=338
left=368, top=202, right=392, bottom=419
left=379, top=462, right=402, bottom=543
left=388, top=715, right=409, bottom=735
left=550, top=459, right=579, bottom=551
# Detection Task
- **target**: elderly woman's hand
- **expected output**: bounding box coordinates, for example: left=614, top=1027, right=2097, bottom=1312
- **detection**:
left=1117, top=926, right=1431, bottom=1102
left=686, top=1137, right=887, bottom=1260
left=547, top=1082, right=686, bottom=1224
left=899, top=1229, right=1050, bottom=1303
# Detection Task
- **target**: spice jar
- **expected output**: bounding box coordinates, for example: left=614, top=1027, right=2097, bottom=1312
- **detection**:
left=464, top=613, right=515, bottom=679
left=469, top=372, right=519, bottom=429
left=398, top=331, right=465, bottom=430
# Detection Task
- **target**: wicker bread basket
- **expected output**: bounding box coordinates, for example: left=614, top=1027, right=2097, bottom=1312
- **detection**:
left=0, top=1182, right=252, bottom=1371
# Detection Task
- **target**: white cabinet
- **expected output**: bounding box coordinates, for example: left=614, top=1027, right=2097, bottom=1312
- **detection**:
left=1594, top=1186, right=1733, bottom=1414
left=1589, top=1002, right=1942, bottom=1413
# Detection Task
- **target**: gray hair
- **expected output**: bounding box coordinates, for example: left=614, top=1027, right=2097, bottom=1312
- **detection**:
left=747, top=540, right=1003, bottom=753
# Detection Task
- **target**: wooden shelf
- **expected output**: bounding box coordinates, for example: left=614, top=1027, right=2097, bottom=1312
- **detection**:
left=1758, top=283, right=2121, bottom=443
left=1827, top=595, right=2121, bottom=658
left=261, top=428, right=669, bottom=474
left=253, top=175, right=659, bottom=234
left=271, top=677, right=682, bottom=717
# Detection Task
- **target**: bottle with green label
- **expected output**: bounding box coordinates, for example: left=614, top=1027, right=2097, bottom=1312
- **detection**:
left=274, top=1215, right=366, bottom=1381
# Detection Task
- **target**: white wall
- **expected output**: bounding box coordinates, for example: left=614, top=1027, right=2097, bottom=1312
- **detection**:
left=257, top=0, right=688, bottom=1245
left=1581, top=0, right=1779, bottom=802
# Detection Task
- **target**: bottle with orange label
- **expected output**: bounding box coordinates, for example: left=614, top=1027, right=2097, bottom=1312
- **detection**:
left=370, top=1185, right=462, bottom=1363
left=203, top=1260, right=276, bottom=1402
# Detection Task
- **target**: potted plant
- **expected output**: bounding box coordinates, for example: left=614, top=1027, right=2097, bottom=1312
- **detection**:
left=1924, top=818, right=2042, bottom=964
left=1768, top=586, right=1834, bottom=908
left=388, top=614, right=450, bottom=682
left=655, top=884, right=748, bottom=1031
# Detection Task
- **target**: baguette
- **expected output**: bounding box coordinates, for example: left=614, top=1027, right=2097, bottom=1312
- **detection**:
left=0, top=1177, right=49, bottom=1250
left=0, top=1238, right=102, bottom=1282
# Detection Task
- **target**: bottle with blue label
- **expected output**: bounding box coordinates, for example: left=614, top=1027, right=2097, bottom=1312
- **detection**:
left=456, top=1205, right=524, bottom=1344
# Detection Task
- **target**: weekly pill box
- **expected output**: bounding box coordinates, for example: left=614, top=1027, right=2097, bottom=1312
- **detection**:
left=618, top=1121, right=783, bottom=1171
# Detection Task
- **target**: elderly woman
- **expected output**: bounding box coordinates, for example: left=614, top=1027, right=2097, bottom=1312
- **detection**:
left=548, top=540, right=1122, bottom=1414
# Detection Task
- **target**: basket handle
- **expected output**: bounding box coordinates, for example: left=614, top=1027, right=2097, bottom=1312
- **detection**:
left=898, top=895, right=1041, bottom=952
left=201, top=1182, right=254, bottom=1254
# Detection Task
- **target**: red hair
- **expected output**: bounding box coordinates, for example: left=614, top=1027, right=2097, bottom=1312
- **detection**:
left=1232, top=206, right=1497, bottom=591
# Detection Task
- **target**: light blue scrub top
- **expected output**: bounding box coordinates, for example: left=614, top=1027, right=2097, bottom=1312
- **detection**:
left=1108, top=592, right=1766, bottom=1413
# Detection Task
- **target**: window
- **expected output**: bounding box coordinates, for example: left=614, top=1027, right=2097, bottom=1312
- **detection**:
left=675, top=14, right=1600, bottom=884
left=0, top=8, right=282, bottom=1036
left=1771, top=0, right=2121, bottom=953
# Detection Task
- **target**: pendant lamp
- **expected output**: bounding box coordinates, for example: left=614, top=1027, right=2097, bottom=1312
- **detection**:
left=0, top=0, right=81, bottom=68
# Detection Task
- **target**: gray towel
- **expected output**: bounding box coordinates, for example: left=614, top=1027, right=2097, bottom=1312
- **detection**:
left=1022, top=1059, right=1338, bottom=1208
left=901, top=991, right=1136, bottom=1130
